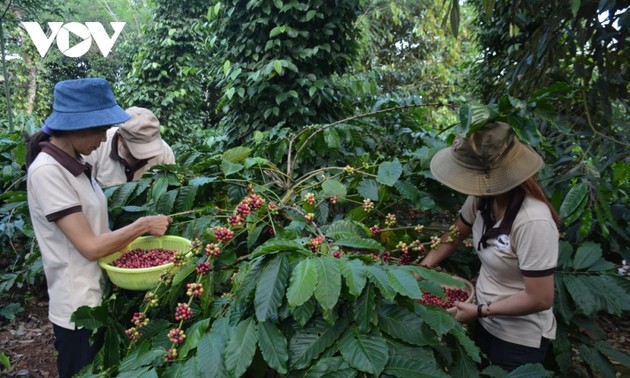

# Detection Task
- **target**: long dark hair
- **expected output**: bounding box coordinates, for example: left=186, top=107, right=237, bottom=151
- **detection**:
left=521, top=176, right=561, bottom=226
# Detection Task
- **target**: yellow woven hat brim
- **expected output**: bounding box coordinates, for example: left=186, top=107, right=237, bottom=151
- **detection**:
left=430, top=139, right=543, bottom=196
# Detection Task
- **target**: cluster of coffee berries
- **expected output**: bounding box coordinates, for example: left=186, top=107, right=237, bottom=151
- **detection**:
left=396, top=241, right=409, bottom=254
left=398, top=252, right=411, bottom=265
left=167, top=328, right=187, bottom=344
left=415, top=224, right=425, bottom=233
left=304, top=192, right=315, bottom=205
left=125, top=312, right=149, bottom=341
left=196, top=261, right=211, bottom=275
left=332, top=250, right=342, bottom=258
left=370, top=225, right=381, bottom=236
left=309, top=236, right=324, bottom=252
left=213, top=226, right=234, bottom=242
left=205, top=243, right=221, bottom=257
left=228, top=214, right=244, bottom=226
left=363, top=198, right=374, bottom=212
left=190, top=237, right=203, bottom=255
left=131, top=312, right=148, bottom=327
left=159, top=271, right=173, bottom=285
left=304, top=213, right=315, bottom=223
left=329, top=195, right=338, bottom=204
left=110, top=248, right=176, bottom=269
left=144, top=291, right=159, bottom=307
left=417, top=288, right=469, bottom=309
left=446, top=224, right=460, bottom=243
left=174, top=303, right=193, bottom=321
left=430, top=235, right=441, bottom=250
left=411, top=240, right=426, bottom=252
left=235, top=202, right=252, bottom=217
left=186, top=283, right=204, bottom=297
left=395, top=240, right=412, bottom=264
left=384, top=213, right=397, bottom=227
left=164, top=348, right=178, bottom=362
left=267, top=202, right=278, bottom=214
left=242, top=193, right=265, bottom=210
left=125, top=327, right=143, bottom=342
left=228, top=193, right=266, bottom=226
left=172, top=251, right=189, bottom=267
left=344, top=165, right=355, bottom=174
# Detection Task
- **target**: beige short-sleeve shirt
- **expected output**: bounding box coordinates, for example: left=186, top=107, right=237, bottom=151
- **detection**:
left=461, top=195, right=559, bottom=348
left=27, top=143, right=110, bottom=330
left=84, top=127, right=175, bottom=187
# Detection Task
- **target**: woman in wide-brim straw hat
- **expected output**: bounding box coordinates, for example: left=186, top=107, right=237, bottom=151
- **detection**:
left=25, top=78, right=173, bottom=378
left=420, top=122, right=560, bottom=372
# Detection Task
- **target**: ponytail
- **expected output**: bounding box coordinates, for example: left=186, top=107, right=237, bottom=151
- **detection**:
left=24, top=131, right=52, bottom=168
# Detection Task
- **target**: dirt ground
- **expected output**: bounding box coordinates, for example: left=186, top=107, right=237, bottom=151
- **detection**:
left=0, top=292, right=629, bottom=378
left=0, top=298, right=57, bottom=378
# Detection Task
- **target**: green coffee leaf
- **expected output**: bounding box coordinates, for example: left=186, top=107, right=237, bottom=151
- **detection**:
left=573, top=242, right=602, bottom=270
left=225, top=317, right=258, bottom=378
left=287, top=258, right=317, bottom=307
left=321, top=179, right=346, bottom=198
left=559, top=182, right=587, bottom=219
left=258, top=321, right=289, bottom=374
left=384, top=355, right=449, bottom=378
left=313, top=256, right=341, bottom=311
left=337, top=329, right=388, bottom=374
left=339, top=259, right=367, bottom=297
left=289, top=318, right=346, bottom=369
left=335, top=237, right=384, bottom=251
left=255, top=254, right=289, bottom=321
left=388, top=268, right=422, bottom=299
left=377, top=160, right=402, bottom=187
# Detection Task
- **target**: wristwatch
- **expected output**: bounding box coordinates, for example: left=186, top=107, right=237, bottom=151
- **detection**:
left=477, top=303, right=485, bottom=318
left=477, top=302, right=492, bottom=318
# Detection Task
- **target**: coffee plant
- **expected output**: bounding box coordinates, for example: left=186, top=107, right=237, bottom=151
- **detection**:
left=74, top=151, right=485, bottom=376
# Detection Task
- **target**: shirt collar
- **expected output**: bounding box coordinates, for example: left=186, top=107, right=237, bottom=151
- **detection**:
left=39, top=142, right=92, bottom=177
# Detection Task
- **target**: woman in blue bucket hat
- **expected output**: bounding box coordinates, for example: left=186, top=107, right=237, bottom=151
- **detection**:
left=25, top=78, right=173, bottom=377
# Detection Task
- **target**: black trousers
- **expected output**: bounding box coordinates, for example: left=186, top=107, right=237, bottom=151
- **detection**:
left=474, top=321, right=550, bottom=372
left=52, top=324, right=103, bottom=378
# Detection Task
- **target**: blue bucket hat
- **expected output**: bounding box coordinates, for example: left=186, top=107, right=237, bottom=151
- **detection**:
left=44, top=78, right=131, bottom=131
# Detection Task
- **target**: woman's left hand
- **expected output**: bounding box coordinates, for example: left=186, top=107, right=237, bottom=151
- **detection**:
left=453, top=301, right=479, bottom=323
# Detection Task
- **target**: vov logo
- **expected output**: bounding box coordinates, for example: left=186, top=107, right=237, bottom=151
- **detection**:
left=21, top=22, right=126, bottom=58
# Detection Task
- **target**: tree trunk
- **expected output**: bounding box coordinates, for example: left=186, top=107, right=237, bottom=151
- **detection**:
left=24, top=47, right=37, bottom=115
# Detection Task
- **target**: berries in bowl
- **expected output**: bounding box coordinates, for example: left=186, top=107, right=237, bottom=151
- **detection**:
left=99, top=235, right=191, bottom=291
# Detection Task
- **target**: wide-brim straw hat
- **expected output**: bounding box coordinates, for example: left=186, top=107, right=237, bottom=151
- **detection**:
left=44, top=78, right=130, bottom=131
left=430, top=122, right=543, bottom=196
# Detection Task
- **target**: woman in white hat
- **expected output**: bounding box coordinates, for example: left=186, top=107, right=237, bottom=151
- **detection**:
left=420, top=122, right=560, bottom=372
left=83, top=106, right=175, bottom=187
left=25, top=78, right=173, bottom=377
